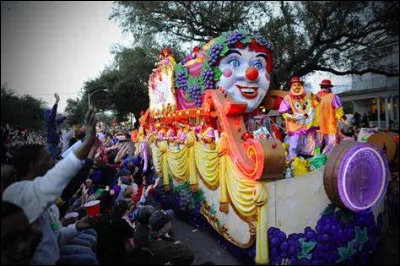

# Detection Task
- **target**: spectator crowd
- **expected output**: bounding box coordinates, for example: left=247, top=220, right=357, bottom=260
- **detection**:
left=1, top=93, right=197, bottom=265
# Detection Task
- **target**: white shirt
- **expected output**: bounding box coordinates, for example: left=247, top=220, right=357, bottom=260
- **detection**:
left=3, top=152, right=84, bottom=264
left=61, top=140, right=83, bottom=159
left=3, top=151, right=84, bottom=223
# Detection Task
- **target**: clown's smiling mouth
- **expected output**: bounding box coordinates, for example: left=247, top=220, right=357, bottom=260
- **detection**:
left=236, top=85, right=259, bottom=99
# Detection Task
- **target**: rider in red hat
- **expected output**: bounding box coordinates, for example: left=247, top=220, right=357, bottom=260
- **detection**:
left=288, top=76, right=304, bottom=88
left=319, top=79, right=333, bottom=87
left=278, top=76, right=319, bottom=161
left=316, top=79, right=347, bottom=154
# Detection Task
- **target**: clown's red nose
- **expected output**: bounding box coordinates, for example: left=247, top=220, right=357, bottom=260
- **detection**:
left=246, top=67, right=259, bottom=81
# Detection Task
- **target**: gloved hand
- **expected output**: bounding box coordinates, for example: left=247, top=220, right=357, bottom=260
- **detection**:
left=294, top=113, right=304, bottom=121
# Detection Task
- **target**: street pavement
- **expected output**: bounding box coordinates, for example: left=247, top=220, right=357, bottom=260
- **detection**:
left=149, top=198, right=241, bottom=265
left=171, top=217, right=241, bottom=265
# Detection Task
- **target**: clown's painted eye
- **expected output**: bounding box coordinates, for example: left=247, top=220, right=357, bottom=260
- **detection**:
left=229, top=59, right=240, bottom=67
left=295, top=102, right=301, bottom=109
left=253, top=61, right=263, bottom=70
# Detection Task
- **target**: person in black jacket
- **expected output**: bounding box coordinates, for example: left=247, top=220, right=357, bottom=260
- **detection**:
left=361, top=113, right=369, bottom=128
left=133, top=205, right=155, bottom=249
left=351, top=112, right=361, bottom=129
left=148, top=210, right=195, bottom=265
left=91, top=190, right=114, bottom=265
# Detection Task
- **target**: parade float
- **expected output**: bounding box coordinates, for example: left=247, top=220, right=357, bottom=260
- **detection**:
left=135, top=30, right=392, bottom=265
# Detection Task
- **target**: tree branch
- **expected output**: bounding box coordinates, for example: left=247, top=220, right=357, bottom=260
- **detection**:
left=314, top=66, right=399, bottom=77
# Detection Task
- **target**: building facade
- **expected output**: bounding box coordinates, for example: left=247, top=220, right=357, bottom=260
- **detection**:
left=336, top=36, right=399, bottom=130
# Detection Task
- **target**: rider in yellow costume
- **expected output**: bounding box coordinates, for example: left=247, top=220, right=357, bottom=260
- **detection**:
left=278, top=76, right=319, bottom=161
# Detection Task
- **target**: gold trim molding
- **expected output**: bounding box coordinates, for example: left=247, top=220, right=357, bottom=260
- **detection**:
left=200, top=201, right=256, bottom=249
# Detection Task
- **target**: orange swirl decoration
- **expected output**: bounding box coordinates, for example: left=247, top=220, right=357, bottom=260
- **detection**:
left=203, top=89, right=285, bottom=180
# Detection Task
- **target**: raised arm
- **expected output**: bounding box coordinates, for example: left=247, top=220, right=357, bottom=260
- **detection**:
left=49, top=93, right=61, bottom=122
left=56, top=116, right=66, bottom=126
left=3, top=108, right=98, bottom=223
left=115, top=143, right=129, bottom=163
left=74, top=108, right=97, bottom=160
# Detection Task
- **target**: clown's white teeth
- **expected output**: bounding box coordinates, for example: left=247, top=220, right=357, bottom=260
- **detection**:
left=241, top=88, right=255, bottom=93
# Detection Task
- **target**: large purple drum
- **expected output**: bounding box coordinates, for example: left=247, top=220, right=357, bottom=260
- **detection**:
left=324, top=140, right=389, bottom=213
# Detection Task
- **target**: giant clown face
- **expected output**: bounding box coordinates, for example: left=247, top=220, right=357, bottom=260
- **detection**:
left=216, top=46, right=271, bottom=112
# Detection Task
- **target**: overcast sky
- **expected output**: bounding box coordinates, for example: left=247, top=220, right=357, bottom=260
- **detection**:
left=1, top=1, right=133, bottom=112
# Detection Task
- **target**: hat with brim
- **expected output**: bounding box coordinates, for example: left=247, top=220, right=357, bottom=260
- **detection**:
left=320, top=79, right=334, bottom=88
left=288, top=76, right=304, bottom=88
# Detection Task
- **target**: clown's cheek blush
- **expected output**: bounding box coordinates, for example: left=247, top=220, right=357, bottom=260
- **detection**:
left=223, top=69, right=232, bottom=78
